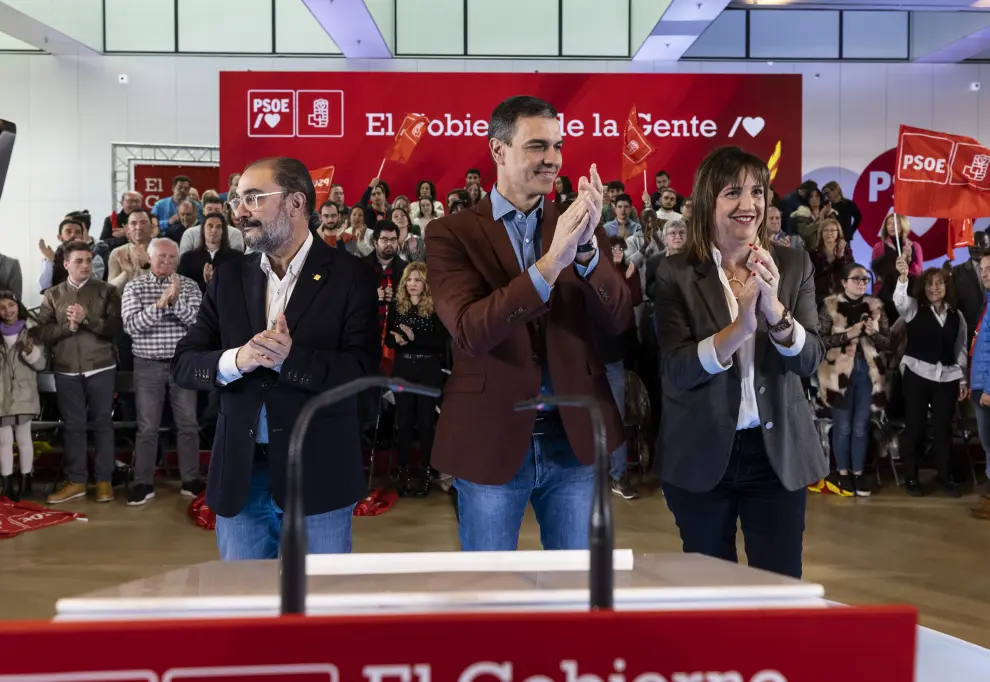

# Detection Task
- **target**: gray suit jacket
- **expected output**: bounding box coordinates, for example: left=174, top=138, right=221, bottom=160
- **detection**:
left=653, top=244, right=827, bottom=492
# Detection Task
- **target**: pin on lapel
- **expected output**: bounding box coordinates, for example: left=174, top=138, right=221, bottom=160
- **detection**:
left=313, top=274, right=322, bottom=281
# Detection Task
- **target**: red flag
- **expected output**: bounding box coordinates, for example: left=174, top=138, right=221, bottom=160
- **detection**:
left=386, top=113, right=429, bottom=164
left=947, top=217, right=975, bottom=260
left=0, top=496, right=86, bottom=538
left=309, top=165, right=335, bottom=207
left=621, top=105, right=655, bottom=183
left=894, top=124, right=990, bottom=219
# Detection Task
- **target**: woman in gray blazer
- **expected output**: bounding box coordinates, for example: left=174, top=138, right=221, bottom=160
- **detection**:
left=653, top=146, right=826, bottom=579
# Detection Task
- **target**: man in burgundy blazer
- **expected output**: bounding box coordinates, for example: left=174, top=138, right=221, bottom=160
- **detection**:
left=426, top=95, right=634, bottom=551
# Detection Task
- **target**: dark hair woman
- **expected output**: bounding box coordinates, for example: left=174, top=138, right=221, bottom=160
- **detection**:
left=893, top=259, right=968, bottom=498
left=653, top=146, right=826, bottom=579
left=817, top=262, right=889, bottom=497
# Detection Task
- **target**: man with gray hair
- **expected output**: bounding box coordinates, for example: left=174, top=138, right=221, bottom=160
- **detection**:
left=122, top=237, right=204, bottom=505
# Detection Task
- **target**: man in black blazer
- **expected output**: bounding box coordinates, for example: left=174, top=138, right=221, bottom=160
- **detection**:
left=172, top=157, right=380, bottom=560
left=953, top=231, right=990, bottom=350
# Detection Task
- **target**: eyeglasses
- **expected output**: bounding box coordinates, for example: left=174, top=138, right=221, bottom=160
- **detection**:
left=228, top=191, right=284, bottom=212
left=378, top=237, right=399, bottom=244
left=846, top=276, right=870, bottom=283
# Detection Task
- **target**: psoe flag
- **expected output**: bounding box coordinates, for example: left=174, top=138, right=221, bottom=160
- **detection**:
left=894, top=124, right=990, bottom=219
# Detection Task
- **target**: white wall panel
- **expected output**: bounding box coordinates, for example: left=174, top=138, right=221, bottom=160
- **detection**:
left=562, top=0, right=628, bottom=57
left=837, top=63, right=886, bottom=201
left=468, top=0, right=557, bottom=57
left=178, top=0, right=272, bottom=53
left=275, top=0, right=341, bottom=54
left=395, top=0, right=463, bottom=55
left=750, top=10, right=839, bottom=60
left=842, top=11, right=907, bottom=60
left=4, top=0, right=103, bottom=51
left=105, top=0, right=176, bottom=52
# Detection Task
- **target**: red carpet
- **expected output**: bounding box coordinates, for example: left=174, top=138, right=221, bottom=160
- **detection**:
left=0, top=496, right=87, bottom=538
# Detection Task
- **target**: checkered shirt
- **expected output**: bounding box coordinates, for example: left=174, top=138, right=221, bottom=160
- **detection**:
left=121, top=272, right=203, bottom=360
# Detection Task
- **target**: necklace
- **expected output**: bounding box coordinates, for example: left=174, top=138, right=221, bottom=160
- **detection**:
left=722, top=263, right=749, bottom=298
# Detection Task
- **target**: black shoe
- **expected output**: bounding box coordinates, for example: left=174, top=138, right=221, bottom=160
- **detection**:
left=853, top=474, right=872, bottom=498
left=415, top=466, right=433, bottom=497
left=397, top=465, right=413, bottom=497
left=15, top=472, right=32, bottom=501
left=127, top=484, right=155, bottom=506
left=936, top=478, right=962, bottom=498
left=838, top=473, right=856, bottom=496
left=180, top=479, right=206, bottom=498
left=0, top=475, right=9, bottom=500
left=905, top=479, right=924, bottom=497
left=611, top=475, right=638, bottom=500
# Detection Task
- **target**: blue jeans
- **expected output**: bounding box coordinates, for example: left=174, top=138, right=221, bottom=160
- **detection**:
left=215, top=461, right=355, bottom=560
left=605, top=361, right=628, bottom=480
left=830, top=355, right=873, bottom=473
left=971, top=393, right=990, bottom=478
left=454, top=418, right=594, bottom=551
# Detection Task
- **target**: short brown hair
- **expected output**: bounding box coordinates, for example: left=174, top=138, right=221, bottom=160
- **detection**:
left=62, top=241, right=92, bottom=259
left=688, top=146, right=770, bottom=261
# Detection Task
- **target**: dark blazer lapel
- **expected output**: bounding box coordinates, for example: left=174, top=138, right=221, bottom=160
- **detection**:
left=692, top=255, right=732, bottom=331
left=755, top=245, right=783, bottom=367
left=283, top=236, right=332, bottom=335
left=476, top=197, right=523, bottom=282
left=242, top=253, right=267, bottom=335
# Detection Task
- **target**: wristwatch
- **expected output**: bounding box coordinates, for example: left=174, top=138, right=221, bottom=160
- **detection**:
left=768, top=307, right=793, bottom=333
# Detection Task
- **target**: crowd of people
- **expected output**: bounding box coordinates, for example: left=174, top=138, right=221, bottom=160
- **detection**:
left=0, top=97, right=988, bottom=568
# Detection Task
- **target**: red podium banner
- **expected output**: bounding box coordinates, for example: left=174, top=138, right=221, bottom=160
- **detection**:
left=133, top=164, right=221, bottom=209
left=0, top=607, right=915, bottom=681
left=220, top=73, right=801, bottom=205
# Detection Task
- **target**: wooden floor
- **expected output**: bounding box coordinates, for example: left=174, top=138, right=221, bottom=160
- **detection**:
left=1, top=478, right=988, bottom=648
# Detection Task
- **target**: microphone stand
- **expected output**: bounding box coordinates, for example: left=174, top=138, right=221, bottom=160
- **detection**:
left=281, top=376, right=442, bottom=615
left=514, top=395, right=613, bottom=610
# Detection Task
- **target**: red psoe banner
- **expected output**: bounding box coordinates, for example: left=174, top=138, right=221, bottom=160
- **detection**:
left=223, top=73, right=801, bottom=204
left=0, top=607, right=916, bottom=681
left=894, top=124, right=990, bottom=219
left=947, top=217, right=975, bottom=260
left=621, top=104, right=655, bottom=184
left=387, top=113, right=430, bottom=164
left=309, top=165, right=335, bottom=207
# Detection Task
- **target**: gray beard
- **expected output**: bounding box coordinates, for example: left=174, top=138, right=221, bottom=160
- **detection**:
left=244, top=201, right=293, bottom=255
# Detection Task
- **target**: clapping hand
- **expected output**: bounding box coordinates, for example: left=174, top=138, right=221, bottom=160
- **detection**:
left=863, top=318, right=878, bottom=337
left=249, top=313, right=292, bottom=368
left=385, top=284, right=394, bottom=302
left=390, top=331, right=408, bottom=347
left=959, top=384, right=971, bottom=402
left=21, top=334, right=34, bottom=354
left=399, top=323, right=415, bottom=341
left=575, top=164, right=604, bottom=256
left=846, top=321, right=865, bottom=340
left=157, top=277, right=180, bottom=309
left=541, top=191, right=591, bottom=276
left=38, top=240, right=55, bottom=262
left=65, top=303, right=85, bottom=331
left=203, top=263, right=214, bottom=284
left=836, top=237, right=847, bottom=257
left=746, top=246, right=784, bottom=323
left=736, top=276, right=760, bottom=336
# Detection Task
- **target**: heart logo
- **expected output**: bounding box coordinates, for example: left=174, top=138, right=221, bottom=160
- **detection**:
left=264, top=113, right=281, bottom=129
left=742, top=117, right=765, bottom=137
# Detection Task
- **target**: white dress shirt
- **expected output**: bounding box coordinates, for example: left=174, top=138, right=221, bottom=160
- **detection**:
left=216, top=231, right=314, bottom=443
left=892, top=279, right=967, bottom=385
left=697, top=246, right=807, bottom=430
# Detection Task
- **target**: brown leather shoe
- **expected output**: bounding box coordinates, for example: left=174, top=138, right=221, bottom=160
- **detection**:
left=47, top=482, right=87, bottom=505
left=94, top=482, right=114, bottom=503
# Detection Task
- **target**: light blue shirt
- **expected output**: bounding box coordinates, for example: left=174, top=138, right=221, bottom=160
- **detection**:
left=603, top=219, right=642, bottom=238
left=489, top=186, right=600, bottom=402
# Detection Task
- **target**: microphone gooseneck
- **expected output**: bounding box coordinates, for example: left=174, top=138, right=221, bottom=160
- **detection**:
left=514, top=395, right=614, bottom=610
left=281, top=376, right=442, bottom=615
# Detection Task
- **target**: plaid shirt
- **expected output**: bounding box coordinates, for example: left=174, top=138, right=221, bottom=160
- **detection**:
left=121, top=272, right=202, bottom=360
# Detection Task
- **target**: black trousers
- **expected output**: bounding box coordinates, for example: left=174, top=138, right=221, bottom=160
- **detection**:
left=661, top=428, right=807, bottom=579
left=393, top=354, right=442, bottom=469
left=899, top=366, right=958, bottom=482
